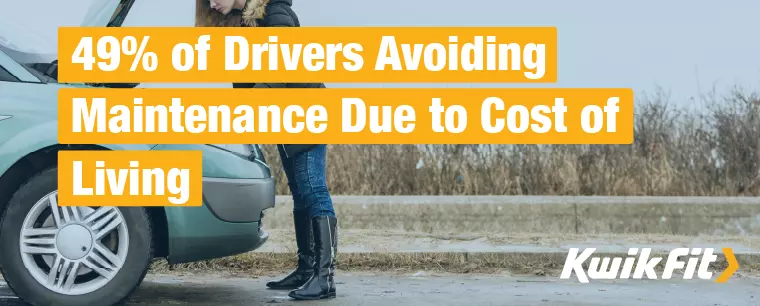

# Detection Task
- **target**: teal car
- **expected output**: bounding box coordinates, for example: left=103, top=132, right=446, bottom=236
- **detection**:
left=0, top=1, right=276, bottom=305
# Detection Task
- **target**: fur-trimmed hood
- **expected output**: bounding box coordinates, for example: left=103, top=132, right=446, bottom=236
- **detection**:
left=241, top=0, right=269, bottom=25
left=195, top=0, right=270, bottom=27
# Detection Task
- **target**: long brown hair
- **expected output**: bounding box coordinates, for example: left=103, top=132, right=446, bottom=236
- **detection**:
left=195, top=0, right=268, bottom=27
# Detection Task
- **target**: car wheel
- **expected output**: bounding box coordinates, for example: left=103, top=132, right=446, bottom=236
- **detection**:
left=0, top=167, right=153, bottom=306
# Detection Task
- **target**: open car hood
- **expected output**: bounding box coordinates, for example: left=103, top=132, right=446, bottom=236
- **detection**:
left=0, top=0, right=135, bottom=57
left=0, top=0, right=136, bottom=59
left=0, top=0, right=137, bottom=83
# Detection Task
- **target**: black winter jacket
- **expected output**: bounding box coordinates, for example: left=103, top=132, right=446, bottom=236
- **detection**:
left=110, top=0, right=321, bottom=159
left=237, top=0, right=323, bottom=159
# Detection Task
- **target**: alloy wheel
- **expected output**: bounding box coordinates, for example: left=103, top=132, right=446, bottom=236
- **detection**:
left=18, top=190, right=129, bottom=295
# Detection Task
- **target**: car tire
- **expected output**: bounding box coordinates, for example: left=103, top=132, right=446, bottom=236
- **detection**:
left=0, top=167, right=153, bottom=306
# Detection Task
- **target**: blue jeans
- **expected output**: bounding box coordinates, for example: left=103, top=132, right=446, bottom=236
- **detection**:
left=278, top=145, right=336, bottom=218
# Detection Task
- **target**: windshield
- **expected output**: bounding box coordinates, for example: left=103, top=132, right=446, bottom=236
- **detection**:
left=0, top=0, right=131, bottom=80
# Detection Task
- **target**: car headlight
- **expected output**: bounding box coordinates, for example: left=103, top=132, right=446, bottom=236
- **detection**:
left=209, top=144, right=253, bottom=156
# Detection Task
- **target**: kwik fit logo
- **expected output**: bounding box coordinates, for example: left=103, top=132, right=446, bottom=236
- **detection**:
left=559, top=247, right=738, bottom=283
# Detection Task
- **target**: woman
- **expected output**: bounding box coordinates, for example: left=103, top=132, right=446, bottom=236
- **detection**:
left=195, top=0, right=338, bottom=300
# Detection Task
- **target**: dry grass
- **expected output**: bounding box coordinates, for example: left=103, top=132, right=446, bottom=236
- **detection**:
left=149, top=252, right=760, bottom=277
left=148, top=230, right=760, bottom=276
left=262, top=88, right=760, bottom=197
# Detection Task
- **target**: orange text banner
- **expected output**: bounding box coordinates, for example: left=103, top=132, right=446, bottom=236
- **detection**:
left=58, top=88, right=633, bottom=145
left=57, top=26, right=556, bottom=83
left=58, top=150, right=203, bottom=207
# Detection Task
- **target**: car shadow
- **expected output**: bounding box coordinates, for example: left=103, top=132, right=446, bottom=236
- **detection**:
left=125, top=278, right=308, bottom=306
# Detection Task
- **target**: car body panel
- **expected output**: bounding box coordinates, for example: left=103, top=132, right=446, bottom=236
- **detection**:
left=154, top=144, right=271, bottom=180
left=0, top=81, right=152, bottom=176
left=152, top=144, right=275, bottom=222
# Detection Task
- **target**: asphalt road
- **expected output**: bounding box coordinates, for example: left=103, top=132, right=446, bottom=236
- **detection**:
left=1, top=272, right=758, bottom=305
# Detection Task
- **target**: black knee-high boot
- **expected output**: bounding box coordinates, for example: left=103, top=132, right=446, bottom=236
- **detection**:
left=266, top=209, right=314, bottom=289
left=288, top=215, right=337, bottom=300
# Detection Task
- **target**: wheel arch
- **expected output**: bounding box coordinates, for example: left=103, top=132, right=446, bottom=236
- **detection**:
left=0, top=144, right=169, bottom=258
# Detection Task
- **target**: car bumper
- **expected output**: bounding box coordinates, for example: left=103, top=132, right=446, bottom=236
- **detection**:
left=203, top=176, right=276, bottom=223
left=164, top=176, right=276, bottom=265
left=166, top=221, right=269, bottom=265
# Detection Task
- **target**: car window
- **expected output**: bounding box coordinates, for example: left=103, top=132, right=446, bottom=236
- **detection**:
left=0, top=65, right=18, bottom=82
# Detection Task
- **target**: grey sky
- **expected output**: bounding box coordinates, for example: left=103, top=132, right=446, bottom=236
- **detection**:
left=3, top=0, right=758, bottom=104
